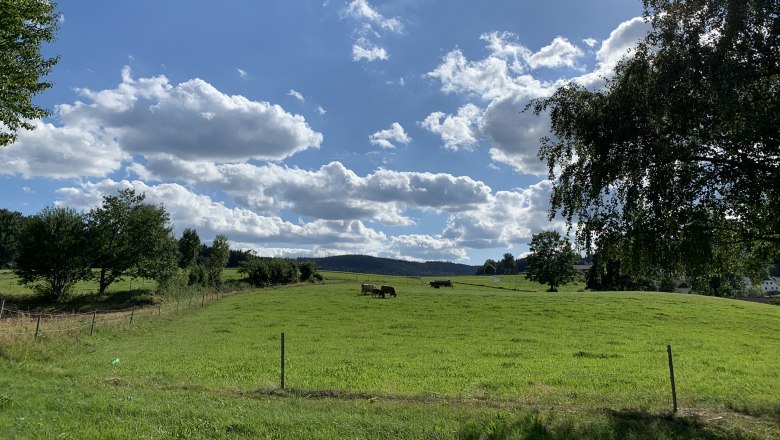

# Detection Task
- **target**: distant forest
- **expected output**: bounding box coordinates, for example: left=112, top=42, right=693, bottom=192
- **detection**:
left=294, top=255, right=479, bottom=277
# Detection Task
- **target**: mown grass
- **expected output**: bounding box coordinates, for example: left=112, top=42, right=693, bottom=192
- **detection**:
left=1, top=274, right=778, bottom=438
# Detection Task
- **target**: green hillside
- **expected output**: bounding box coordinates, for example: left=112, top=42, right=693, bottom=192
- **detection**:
left=1, top=274, right=778, bottom=439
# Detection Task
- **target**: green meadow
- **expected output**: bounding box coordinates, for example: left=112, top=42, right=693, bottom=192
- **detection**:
left=1, top=273, right=779, bottom=439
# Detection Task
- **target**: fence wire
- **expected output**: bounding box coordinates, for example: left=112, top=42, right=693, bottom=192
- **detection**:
left=0, top=286, right=251, bottom=343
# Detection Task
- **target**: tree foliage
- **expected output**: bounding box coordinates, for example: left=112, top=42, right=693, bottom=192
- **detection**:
left=88, top=189, right=178, bottom=294
left=0, top=0, right=60, bottom=146
left=298, top=261, right=319, bottom=282
left=206, top=234, right=230, bottom=286
left=531, top=0, right=780, bottom=280
left=177, top=228, right=200, bottom=269
left=0, top=208, right=24, bottom=268
left=239, top=255, right=299, bottom=287
left=525, top=231, right=580, bottom=292
left=14, top=206, right=92, bottom=298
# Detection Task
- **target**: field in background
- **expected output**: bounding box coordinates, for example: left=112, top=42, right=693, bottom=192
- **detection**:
left=1, top=274, right=779, bottom=438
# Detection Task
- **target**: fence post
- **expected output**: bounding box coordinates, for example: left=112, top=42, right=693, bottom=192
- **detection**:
left=130, top=307, right=135, bottom=325
left=667, top=344, right=678, bottom=413
left=90, top=311, right=97, bottom=336
left=0, top=299, right=5, bottom=319
left=201, top=294, right=204, bottom=307
left=158, top=304, right=162, bottom=316
left=34, top=314, right=41, bottom=341
left=280, top=332, right=285, bottom=390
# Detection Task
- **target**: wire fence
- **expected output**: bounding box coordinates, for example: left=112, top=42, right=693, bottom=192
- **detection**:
left=0, top=286, right=252, bottom=343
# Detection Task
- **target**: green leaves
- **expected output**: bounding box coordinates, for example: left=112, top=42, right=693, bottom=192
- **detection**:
left=14, top=206, right=92, bottom=297
left=525, top=231, right=581, bottom=292
left=533, top=0, right=780, bottom=281
left=0, top=0, right=60, bottom=146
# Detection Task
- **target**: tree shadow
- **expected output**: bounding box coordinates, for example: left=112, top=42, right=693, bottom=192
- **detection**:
left=3, top=289, right=158, bottom=313
left=455, top=409, right=767, bottom=440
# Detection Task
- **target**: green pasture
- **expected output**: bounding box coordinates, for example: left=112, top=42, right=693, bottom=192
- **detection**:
left=1, top=274, right=778, bottom=438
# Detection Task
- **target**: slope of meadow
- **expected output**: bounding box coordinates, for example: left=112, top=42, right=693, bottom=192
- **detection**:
left=1, top=274, right=778, bottom=439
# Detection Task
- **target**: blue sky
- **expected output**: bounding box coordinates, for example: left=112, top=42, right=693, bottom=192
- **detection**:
left=1, top=0, right=650, bottom=264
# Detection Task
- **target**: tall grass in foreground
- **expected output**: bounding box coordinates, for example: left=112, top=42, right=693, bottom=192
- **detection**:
left=1, top=275, right=778, bottom=439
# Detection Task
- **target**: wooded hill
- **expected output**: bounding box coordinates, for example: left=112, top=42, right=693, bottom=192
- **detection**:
left=296, top=255, right=479, bottom=276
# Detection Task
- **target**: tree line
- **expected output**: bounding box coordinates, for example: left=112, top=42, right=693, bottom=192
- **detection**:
left=0, top=189, right=320, bottom=299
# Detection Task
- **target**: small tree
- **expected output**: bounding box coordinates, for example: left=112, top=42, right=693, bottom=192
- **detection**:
left=501, top=253, right=515, bottom=275
left=14, top=206, right=92, bottom=298
left=177, top=228, right=201, bottom=269
left=206, top=234, right=230, bottom=286
left=299, top=261, right=319, bottom=282
left=525, top=231, right=580, bottom=292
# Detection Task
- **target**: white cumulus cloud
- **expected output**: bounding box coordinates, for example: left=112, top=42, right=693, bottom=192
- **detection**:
left=420, top=104, right=483, bottom=151
left=369, top=122, right=411, bottom=149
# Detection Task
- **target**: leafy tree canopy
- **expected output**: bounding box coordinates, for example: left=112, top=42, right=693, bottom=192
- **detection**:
left=177, top=228, right=201, bottom=269
left=14, top=206, right=91, bottom=298
left=88, top=189, right=178, bottom=294
left=525, top=231, right=581, bottom=292
left=531, top=0, right=780, bottom=279
left=206, top=234, right=230, bottom=286
left=0, top=208, right=24, bottom=267
left=0, top=0, right=60, bottom=146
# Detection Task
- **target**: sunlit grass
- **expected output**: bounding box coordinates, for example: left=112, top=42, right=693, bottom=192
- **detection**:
left=1, top=274, right=778, bottom=438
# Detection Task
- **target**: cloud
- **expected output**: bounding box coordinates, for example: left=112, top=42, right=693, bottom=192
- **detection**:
left=344, top=0, right=403, bottom=33
left=287, top=89, right=305, bottom=102
left=57, top=67, right=322, bottom=162
left=443, top=180, right=565, bottom=248
left=128, top=159, right=493, bottom=224
left=237, top=68, right=248, bottom=79
left=0, top=120, right=129, bottom=179
left=525, top=36, right=584, bottom=69
left=317, top=105, right=327, bottom=115
left=343, top=0, right=403, bottom=62
left=352, top=40, right=389, bottom=61
left=420, top=104, right=482, bottom=151
left=583, top=37, right=597, bottom=48
left=387, top=235, right=468, bottom=262
left=55, top=179, right=388, bottom=249
left=369, top=122, right=411, bottom=149
left=425, top=17, right=650, bottom=175
left=574, top=16, right=652, bottom=89
left=1, top=67, right=324, bottom=179
left=481, top=94, right=550, bottom=175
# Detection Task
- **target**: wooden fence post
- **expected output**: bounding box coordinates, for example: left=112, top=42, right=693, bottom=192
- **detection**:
left=130, top=307, right=135, bottom=324
left=280, top=332, right=285, bottom=390
left=201, top=294, right=204, bottom=307
left=90, top=311, right=97, bottom=336
left=34, top=315, right=41, bottom=341
left=667, top=344, right=678, bottom=413
left=0, top=299, right=5, bottom=319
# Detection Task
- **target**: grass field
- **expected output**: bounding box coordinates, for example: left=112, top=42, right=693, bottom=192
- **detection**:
left=1, top=273, right=779, bottom=438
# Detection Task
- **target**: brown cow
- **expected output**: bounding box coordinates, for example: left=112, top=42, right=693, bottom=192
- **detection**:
left=361, top=283, right=376, bottom=295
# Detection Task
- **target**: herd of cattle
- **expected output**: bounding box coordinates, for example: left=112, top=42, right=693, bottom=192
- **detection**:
left=360, top=280, right=454, bottom=297
left=361, top=284, right=397, bottom=298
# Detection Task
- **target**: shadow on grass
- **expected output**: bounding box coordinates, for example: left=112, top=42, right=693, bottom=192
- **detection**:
left=3, top=289, right=158, bottom=314
left=456, top=409, right=764, bottom=440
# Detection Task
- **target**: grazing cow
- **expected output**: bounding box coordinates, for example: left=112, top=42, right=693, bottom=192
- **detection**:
left=372, top=288, right=385, bottom=298
left=380, top=285, right=396, bottom=297
left=361, top=283, right=376, bottom=295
